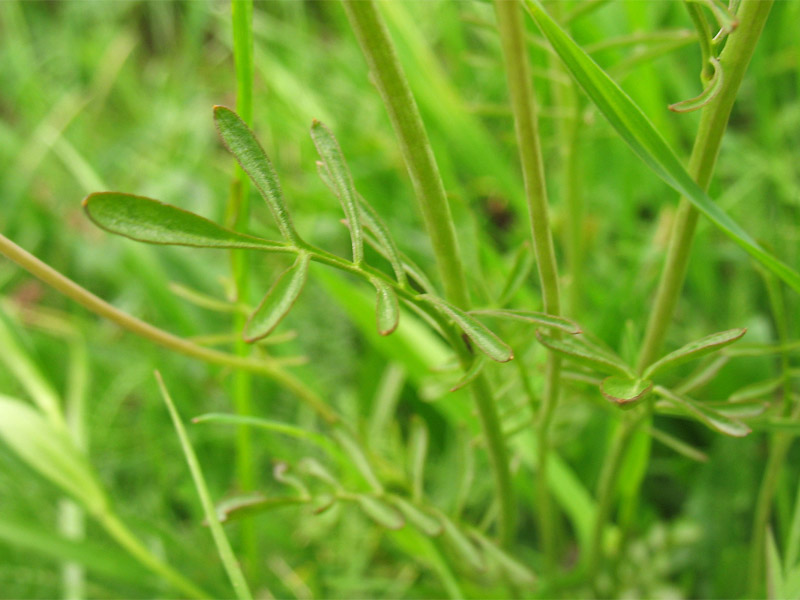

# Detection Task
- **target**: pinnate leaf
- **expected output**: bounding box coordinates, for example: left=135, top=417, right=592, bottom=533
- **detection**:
left=643, top=328, right=746, bottom=379
left=421, top=295, right=513, bottom=363
left=84, top=192, right=288, bottom=252
left=522, top=0, right=800, bottom=295
left=213, top=106, right=298, bottom=242
left=244, top=253, right=310, bottom=342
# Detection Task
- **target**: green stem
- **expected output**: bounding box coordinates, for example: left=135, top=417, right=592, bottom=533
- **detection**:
left=230, top=0, right=256, bottom=571
left=98, top=512, right=210, bottom=599
left=494, top=0, right=562, bottom=562
left=591, top=0, right=773, bottom=585
left=342, top=0, right=515, bottom=545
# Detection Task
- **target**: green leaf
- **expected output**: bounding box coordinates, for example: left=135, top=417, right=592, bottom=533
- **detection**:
left=358, top=199, right=408, bottom=286
left=0, top=395, right=107, bottom=515
left=522, top=0, right=800, bottom=295
left=497, top=242, right=534, bottom=307
left=83, top=192, right=288, bottom=252
left=535, top=330, right=633, bottom=377
left=408, top=416, right=428, bottom=502
left=655, top=386, right=751, bottom=437
left=421, top=294, right=513, bottom=363
left=310, top=120, right=364, bottom=264
left=728, top=376, right=783, bottom=402
left=372, top=278, right=399, bottom=336
left=332, top=430, right=383, bottom=494
left=155, top=373, right=252, bottom=600
left=470, top=529, right=536, bottom=586
left=470, top=308, right=582, bottom=335
left=213, top=106, right=298, bottom=242
left=213, top=494, right=308, bottom=524
left=600, top=376, right=653, bottom=408
left=438, top=513, right=486, bottom=572
left=766, top=527, right=784, bottom=600
left=669, top=58, right=723, bottom=113
left=387, top=496, right=442, bottom=537
left=450, top=355, right=487, bottom=393
left=243, top=252, right=310, bottom=342
left=649, top=427, right=709, bottom=463
left=643, top=328, right=746, bottom=379
left=355, top=495, right=405, bottom=530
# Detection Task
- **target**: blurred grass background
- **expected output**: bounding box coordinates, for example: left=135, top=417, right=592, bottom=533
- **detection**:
left=0, top=1, right=798, bottom=597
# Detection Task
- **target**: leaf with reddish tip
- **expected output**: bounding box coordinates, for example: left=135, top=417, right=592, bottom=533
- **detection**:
left=600, top=376, right=653, bottom=409
left=244, top=253, right=310, bottom=342
left=643, top=328, right=746, bottom=379
left=213, top=106, right=298, bottom=242
left=421, top=295, right=513, bottom=363
left=83, top=192, right=288, bottom=252
left=372, top=279, right=399, bottom=336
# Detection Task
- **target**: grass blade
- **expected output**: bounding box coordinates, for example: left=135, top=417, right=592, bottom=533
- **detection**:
left=243, top=252, right=310, bottom=342
left=643, top=328, right=746, bottom=379
left=83, top=192, right=288, bottom=252
left=421, top=294, right=513, bottom=363
left=213, top=105, right=298, bottom=243
left=154, top=373, right=253, bottom=600
left=522, top=0, right=800, bottom=295
left=311, top=120, right=364, bottom=265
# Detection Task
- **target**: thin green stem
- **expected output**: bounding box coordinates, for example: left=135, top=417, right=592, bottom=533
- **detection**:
left=98, top=512, right=210, bottom=600
left=342, top=0, right=515, bottom=545
left=494, top=0, right=562, bottom=563
left=590, top=0, right=773, bottom=586
left=230, top=0, right=256, bottom=570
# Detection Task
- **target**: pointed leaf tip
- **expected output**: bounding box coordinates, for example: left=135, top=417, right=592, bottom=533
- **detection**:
left=644, top=328, right=746, bottom=379
left=373, top=279, right=399, bottom=336
left=244, top=253, right=310, bottom=342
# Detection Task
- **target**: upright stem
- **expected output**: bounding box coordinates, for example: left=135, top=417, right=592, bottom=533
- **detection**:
left=494, top=0, right=562, bottom=565
left=591, top=0, right=773, bottom=586
left=342, top=0, right=516, bottom=544
left=230, top=0, right=257, bottom=572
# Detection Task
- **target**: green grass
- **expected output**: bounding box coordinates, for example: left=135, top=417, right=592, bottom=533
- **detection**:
left=1, top=1, right=799, bottom=598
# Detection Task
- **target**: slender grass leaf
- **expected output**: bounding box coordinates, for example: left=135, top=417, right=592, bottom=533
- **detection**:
left=0, top=396, right=107, bottom=515
left=470, top=529, right=536, bottom=586
left=355, top=495, right=405, bottom=530
left=387, top=496, right=443, bottom=537
left=0, top=316, right=64, bottom=427
left=155, top=373, right=252, bottom=600
left=244, top=252, right=310, bottom=342
left=332, top=430, right=383, bottom=494
left=522, top=0, right=800, bottom=295
left=535, top=330, right=633, bottom=377
left=450, top=355, right=486, bottom=392
left=643, top=328, right=746, bottom=379
left=213, top=494, right=308, bottom=524
left=470, top=308, right=581, bottom=335
left=649, top=427, right=709, bottom=462
left=83, top=192, right=288, bottom=252
left=310, top=121, right=364, bottom=264
left=669, top=58, right=723, bottom=113
left=600, top=376, right=653, bottom=408
left=655, top=386, right=750, bottom=437
left=213, top=106, right=298, bottom=242
left=408, top=416, right=428, bottom=502
left=438, top=513, right=486, bottom=572
left=729, top=376, right=784, bottom=402
left=421, top=294, right=513, bottom=363
left=497, top=242, right=533, bottom=307
left=193, top=412, right=338, bottom=456
left=372, top=279, right=399, bottom=336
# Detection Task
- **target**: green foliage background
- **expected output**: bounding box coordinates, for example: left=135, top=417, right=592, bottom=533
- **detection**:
left=1, top=1, right=798, bottom=598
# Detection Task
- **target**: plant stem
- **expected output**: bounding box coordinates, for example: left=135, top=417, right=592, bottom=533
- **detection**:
left=98, top=512, right=210, bottom=599
left=342, top=0, right=516, bottom=545
left=494, top=0, right=562, bottom=563
left=230, top=0, right=257, bottom=571
left=591, top=0, right=773, bottom=584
